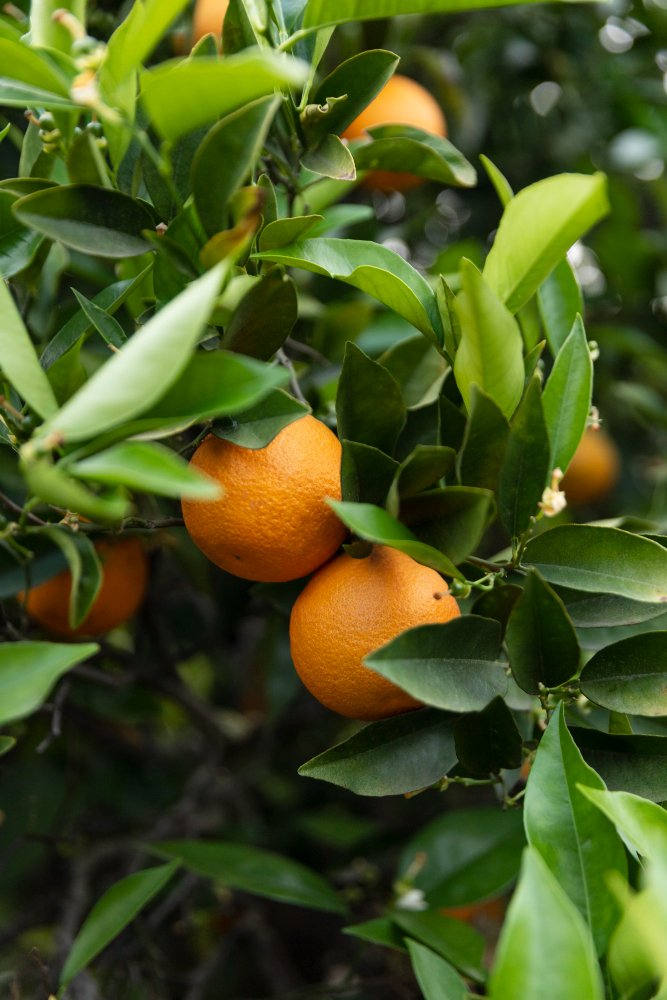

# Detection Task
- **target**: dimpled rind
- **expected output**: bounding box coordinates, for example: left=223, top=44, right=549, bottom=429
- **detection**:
left=182, top=416, right=347, bottom=583
left=289, top=546, right=461, bottom=721
left=23, top=537, right=148, bottom=637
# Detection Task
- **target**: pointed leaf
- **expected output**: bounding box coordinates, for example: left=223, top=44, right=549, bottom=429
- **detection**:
left=42, top=528, right=102, bottom=630
left=578, top=787, right=667, bottom=861
left=498, top=376, right=551, bottom=539
left=395, top=912, right=484, bottom=984
left=580, top=633, right=667, bottom=717
left=308, top=49, right=400, bottom=139
left=337, top=343, right=406, bottom=454
left=222, top=269, right=298, bottom=360
left=354, top=127, right=476, bottom=188
left=69, top=442, right=221, bottom=500
left=542, top=316, right=593, bottom=473
left=0, top=278, right=58, bottom=419
left=538, top=257, right=583, bottom=356
left=400, top=486, right=495, bottom=566
left=457, top=386, right=509, bottom=492
left=341, top=440, right=399, bottom=505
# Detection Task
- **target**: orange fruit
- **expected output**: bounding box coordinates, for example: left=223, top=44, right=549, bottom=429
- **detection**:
left=192, top=0, right=229, bottom=44
left=182, top=416, right=346, bottom=583
left=342, top=74, right=447, bottom=191
left=289, top=546, right=460, bottom=720
left=22, top=537, right=148, bottom=638
left=441, top=898, right=506, bottom=926
left=561, top=427, right=621, bottom=506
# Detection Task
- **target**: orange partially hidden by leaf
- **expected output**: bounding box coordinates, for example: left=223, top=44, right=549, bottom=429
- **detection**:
left=342, top=74, right=447, bottom=191
left=182, top=416, right=347, bottom=583
left=561, top=427, right=621, bottom=507
left=22, top=537, right=148, bottom=638
left=192, top=0, right=229, bottom=44
left=289, top=546, right=460, bottom=720
left=441, top=897, right=507, bottom=926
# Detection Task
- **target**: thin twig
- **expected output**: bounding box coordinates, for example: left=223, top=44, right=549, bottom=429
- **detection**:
left=0, top=491, right=48, bottom=526
left=276, top=349, right=308, bottom=405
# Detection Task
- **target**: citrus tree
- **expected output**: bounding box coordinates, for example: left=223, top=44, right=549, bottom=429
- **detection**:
left=1, top=0, right=667, bottom=997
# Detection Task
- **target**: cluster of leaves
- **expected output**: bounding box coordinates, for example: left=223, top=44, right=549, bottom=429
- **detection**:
left=0, top=0, right=666, bottom=997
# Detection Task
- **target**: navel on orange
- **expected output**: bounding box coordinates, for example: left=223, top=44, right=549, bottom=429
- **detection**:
left=289, top=546, right=460, bottom=720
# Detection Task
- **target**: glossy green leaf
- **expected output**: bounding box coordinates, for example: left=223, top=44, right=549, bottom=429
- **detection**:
left=341, top=440, right=399, bottom=505
left=454, top=696, right=522, bottom=775
left=72, top=290, right=127, bottom=351
left=259, top=214, right=323, bottom=250
left=365, top=616, right=507, bottom=713
left=0, top=189, right=43, bottom=278
left=399, top=807, right=525, bottom=908
left=505, top=569, right=580, bottom=694
left=60, top=862, right=179, bottom=988
left=42, top=527, right=102, bottom=630
left=524, top=705, right=627, bottom=952
left=0, top=277, right=58, bottom=418
left=557, top=587, right=667, bottom=628
left=457, top=387, right=509, bottom=493
left=538, top=257, right=584, bottom=356
left=307, top=49, right=399, bottom=138
left=141, top=52, right=309, bottom=141
left=483, top=173, right=609, bottom=314
left=103, top=0, right=191, bottom=86
left=69, top=442, right=221, bottom=500
left=152, top=840, right=345, bottom=914
left=13, top=185, right=155, bottom=258
left=489, top=848, right=604, bottom=1000
left=302, top=132, right=357, bottom=180
left=328, top=500, right=464, bottom=579
left=498, top=376, right=551, bottom=539
left=522, top=525, right=667, bottom=603
left=542, top=317, right=593, bottom=473
left=211, top=389, right=308, bottom=449
left=479, top=155, right=513, bottom=207
left=299, top=709, right=457, bottom=796
left=572, top=728, right=667, bottom=802
left=386, top=445, right=455, bottom=517
left=193, top=96, right=279, bottom=236
left=380, top=336, right=448, bottom=411
left=580, top=633, right=667, bottom=716
left=336, top=342, right=406, bottom=455
left=0, top=38, right=70, bottom=96
left=453, top=260, right=524, bottom=419
left=21, top=458, right=131, bottom=523
left=400, top=486, right=495, bottom=566
left=393, top=910, right=485, bottom=984
left=354, top=126, right=476, bottom=187
left=37, top=264, right=226, bottom=444
left=255, top=238, right=442, bottom=344
left=578, top=786, right=667, bottom=860
left=221, top=268, right=298, bottom=360
left=0, top=641, right=99, bottom=726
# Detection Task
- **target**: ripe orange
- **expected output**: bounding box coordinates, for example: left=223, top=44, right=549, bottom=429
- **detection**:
left=441, top=898, right=506, bottom=926
left=561, top=427, right=621, bottom=506
left=342, top=74, right=447, bottom=192
left=182, top=416, right=346, bottom=583
left=192, top=0, right=229, bottom=44
left=22, top=537, right=148, bottom=638
left=289, top=546, right=460, bottom=720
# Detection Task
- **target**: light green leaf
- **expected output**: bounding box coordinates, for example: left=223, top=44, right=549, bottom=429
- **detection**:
left=538, top=257, right=583, bottom=356
left=302, top=132, right=357, bottom=180
left=0, top=79, right=76, bottom=110
left=104, top=0, right=191, bottom=86
left=542, top=316, right=593, bottom=472
left=0, top=641, right=99, bottom=726
left=0, top=38, right=71, bottom=95
left=578, top=786, right=667, bottom=861
left=0, top=278, right=58, bottom=418
left=69, top=442, right=221, bottom=500
left=480, top=154, right=513, bottom=207
left=21, top=458, right=131, bottom=523
left=354, top=126, right=476, bottom=188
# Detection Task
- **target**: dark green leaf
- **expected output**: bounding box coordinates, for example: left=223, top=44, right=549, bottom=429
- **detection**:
left=522, top=525, right=667, bottom=603
left=0, top=534, right=68, bottom=599
left=386, top=446, right=455, bottom=517
left=557, top=588, right=667, bottom=628
left=299, top=709, right=457, bottom=796
left=505, top=569, right=580, bottom=694
left=211, top=389, right=308, bottom=449
left=572, top=728, right=667, bottom=802
left=152, top=840, right=345, bottom=914
left=42, top=528, right=102, bottom=630
left=69, top=442, right=221, bottom=500
left=221, top=268, right=298, bottom=360
left=401, top=486, right=495, bottom=566
left=472, top=585, right=522, bottom=636
left=341, top=440, right=399, bottom=505
left=538, top=257, right=584, bottom=356
left=454, top=696, right=522, bottom=775
left=0, top=736, right=16, bottom=757
left=524, top=705, right=627, bottom=953
left=308, top=49, right=399, bottom=139
left=336, top=342, right=406, bottom=455
left=457, top=387, right=509, bottom=493
left=498, top=376, right=551, bottom=539
left=392, top=910, right=484, bottom=984
left=380, top=336, right=448, bottom=411
left=72, top=290, right=127, bottom=351
left=542, top=317, right=593, bottom=473
left=0, top=189, right=43, bottom=278
left=344, top=917, right=406, bottom=951
left=0, top=276, right=58, bottom=418
left=365, top=617, right=507, bottom=713
left=580, top=633, right=667, bottom=717
left=0, top=641, right=99, bottom=725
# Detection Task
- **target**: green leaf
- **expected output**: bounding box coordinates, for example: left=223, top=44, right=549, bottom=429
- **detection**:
left=558, top=587, right=667, bottom=628
left=254, top=238, right=442, bottom=345
left=578, top=786, right=667, bottom=860
left=68, top=442, right=221, bottom=500
left=498, top=376, right=551, bottom=539
left=13, top=185, right=155, bottom=258
left=341, top=440, right=399, bottom=505
left=211, top=389, right=307, bottom=449
left=454, top=696, right=522, bottom=775
left=103, top=0, right=191, bottom=87
left=328, top=500, right=464, bottom=580
left=259, top=214, right=323, bottom=250
left=60, top=861, right=179, bottom=988
left=471, top=584, right=522, bottom=636
left=72, top=290, right=127, bottom=352
left=572, top=728, right=667, bottom=802
left=21, top=458, right=131, bottom=523
left=140, top=51, right=309, bottom=141
left=307, top=49, right=399, bottom=139
left=483, top=173, right=609, bottom=314
left=193, top=96, right=279, bottom=236
left=538, top=257, right=584, bottom=356
left=353, top=126, right=476, bottom=188
left=522, top=525, right=667, bottom=603
left=0, top=641, right=99, bottom=726
left=453, top=260, right=524, bottom=420
left=365, top=617, right=508, bottom=713
left=400, top=487, right=495, bottom=566
left=407, top=937, right=474, bottom=999
left=524, top=705, right=627, bottom=953
left=580, top=633, right=667, bottom=717
left=299, top=709, right=457, bottom=796
left=386, top=445, right=455, bottom=517
left=479, top=154, right=513, bottom=207
left=0, top=79, right=76, bottom=111
left=336, top=343, right=406, bottom=455
left=505, top=569, right=580, bottom=694
left=220, top=268, right=298, bottom=360
left=392, top=910, right=485, bottom=984
left=542, top=317, right=593, bottom=473
left=0, top=277, right=58, bottom=419
left=456, top=387, right=510, bottom=493
left=344, top=916, right=406, bottom=951
left=42, top=528, right=102, bottom=630
left=0, top=736, right=16, bottom=757
left=380, top=336, right=448, bottom=411
left=302, top=132, right=357, bottom=180
left=0, top=38, right=71, bottom=96
left=398, top=807, right=525, bottom=908
left=489, top=848, right=604, bottom=1000
left=151, top=841, right=345, bottom=914
left=37, top=264, right=226, bottom=444
left=0, top=189, right=44, bottom=278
